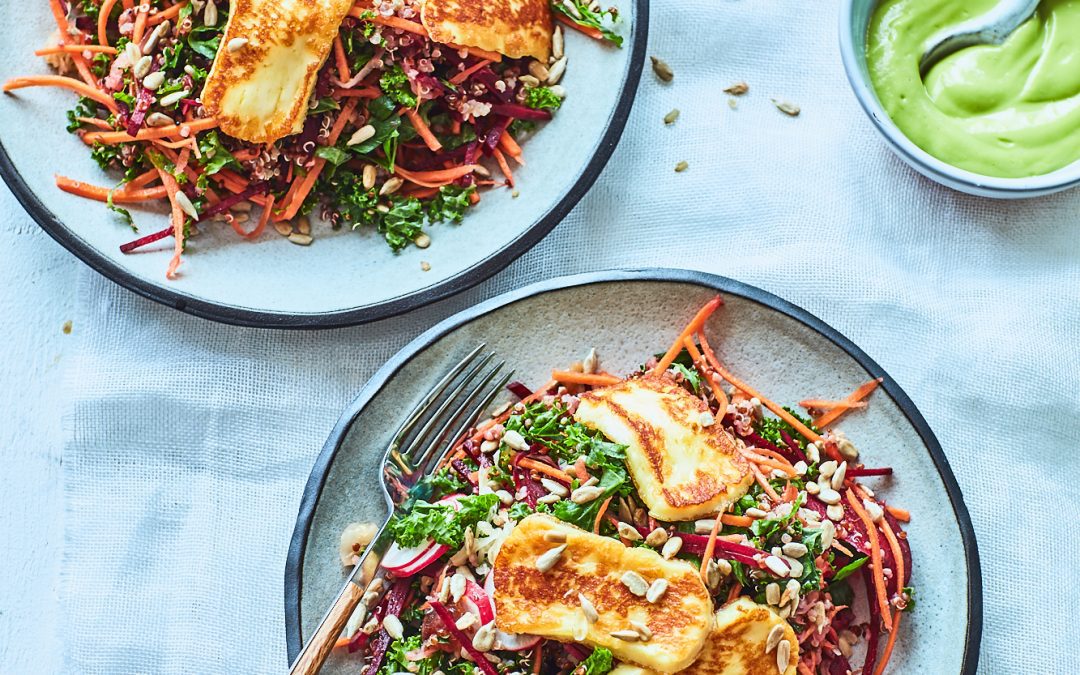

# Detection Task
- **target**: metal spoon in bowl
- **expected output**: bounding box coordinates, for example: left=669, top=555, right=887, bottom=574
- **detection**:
left=919, top=0, right=1040, bottom=77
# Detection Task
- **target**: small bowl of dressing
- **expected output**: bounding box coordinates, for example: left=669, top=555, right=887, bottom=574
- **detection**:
left=840, top=0, right=1080, bottom=198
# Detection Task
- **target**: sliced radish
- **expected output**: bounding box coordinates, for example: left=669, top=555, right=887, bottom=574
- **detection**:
left=462, top=579, right=495, bottom=624
left=381, top=494, right=468, bottom=575
left=483, top=571, right=540, bottom=651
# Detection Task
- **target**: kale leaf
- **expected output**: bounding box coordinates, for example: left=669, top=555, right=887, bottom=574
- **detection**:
left=379, top=65, right=418, bottom=108
left=524, top=86, right=563, bottom=111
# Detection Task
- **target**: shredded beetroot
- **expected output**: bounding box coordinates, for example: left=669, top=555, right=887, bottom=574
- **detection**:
left=364, top=578, right=411, bottom=675
left=429, top=601, right=499, bottom=675
left=846, top=467, right=893, bottom=477
left=564, top=643, right=589, bottom=662
left=450, top=459, right=476, bottom=486
left=778, top=430, right=809, bottom=464
left=506, top=381, right=533, bottom=400
left=198, top=182, right=269, bottom=220
left=119, top=224, right=173, bottom=253
left=678, top=533, right=763, bottom=566
left=460, top=439, right=479, bottom=459
left=861, top=566, right=882, bottom=675
left=488, top=104, right=552, bottom=121
left=125, top=86, right=155, bottom=137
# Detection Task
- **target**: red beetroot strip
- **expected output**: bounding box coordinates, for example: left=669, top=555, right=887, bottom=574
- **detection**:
left=119, top=224, right=173, bottom=253
left=861, top=566, right=882, bottom=675
left=429, top=601, right=499, bottom=675
left=678, top=533, right=763, bottom=567
left=506, top=380, right=533, bottom=401
left=365, top=578, right=412, bottom=673
left=846, top=467, right=893, bottom=477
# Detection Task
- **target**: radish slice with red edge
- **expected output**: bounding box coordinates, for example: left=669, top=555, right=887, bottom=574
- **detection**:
left=462, top=579, right=495, bottom=624
left=381, top=494, right=467, bottom=574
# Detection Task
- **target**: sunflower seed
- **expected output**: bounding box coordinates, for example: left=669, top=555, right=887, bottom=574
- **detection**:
left=361, top=617, right=379, bottom=634
left=716, top=559, right=733, bottom=576
left=543, top=530, right=567, bottom=543
left=502, top=429, right=529, bottom=451
left=674, top=161, right=688, bottom=172
left=835, top=432, right=860, bottom=460
left=455, top=613, right=478, bottom=630
left=772, top=99, right=800, bottom=117
left=645, top=578, right=668, bottom=603
left=382, top=614, right=403, bottom=640
left=578, top=593, right=599, bottom=623
left=724, top=81, right=749, bottom=95
left=519, top=74, right=541, bottom=88
left=782, top=542, right=808, bottom=558
left=820, top=520, right=836, bottom=549
left=831, top=461, right=848, bottom=489
left=561, top=0, right=582, bottom=19
left=705, top=559, right=721, bottom=591
left=620, top=571, right=649, bottom=596
left=541, top=478, right=570, bottom=497
left=142, top=19, right=170, bottom=54
left=132, top=55, right=153, bottom=79
left=552, top=25, right=564, bottom=59
left=863, top=499, right=884, bottom=523
left=780, top=579, right=800, bottom=607
left=288, top=232, right=313, bottom=246
left=617, top=522, right=641, bottom=541
left=173, top=190, right=198, bottom=218
left=362, top=164, right=377, bottom=190
left=818, top=488, right=842, bottom=505
left=379, top=177, right=404, bottom=196
left=548, top=84, right=566, bottom=99
left=570, top=485, right=604, bottom=504
left=776, top=637, right=791, bottom=672
left=536, top=544, right=567, bottom=573
left=472, top=164, right=491, bottom=178
left=650, top=56, right=673, bottom=82
left=572, top=621, right=588, bottom=641
left=141, top=70, right=165, bottom=91
left=145, top=112, right=174, bottom=127
left=764, top=556, right=789, bottom=577
left=645, top=528, right=668, bottom=547
left=273, top=221, right=292, bottom=237
left=203, top=0, right=218, bottom=26
left=745, top=507, right=768, bottom=518
left=694, top=519, right=717, bottom=534
left=582, top=347, right=598, bottom=374
left=124, top=42, right=141, bottom=65
left=765, top=623, right=785, bottom=653
left=450, top=573, right=467, bottom=602
left=765, top=582, right=781, bottom=605
left=805, top=442, right=821, bottom=463
left=227, top=37, right=249, bottom=53
left=361, top=590, right=380, bottom=608
left=537, top=494, right=560, bottom=505
left=661, top=536, right=682, bottom=559
left=472, top=623, right=496, bottom=652
left=158, top=89, right=189, bottom=107
left=346, top=124, right=376, bottom=146
left=630, top=620, right=652, bottom=641
left=436, top=576, right=450, bottom=603
left=528, top=60, right=549, bottom=81
left=663, top=108, right=680, bottom=125
left=297, top=215, right=311, bottom=235
left=610, top=630, right=640, bottom=642
left=826, top=504, right=845, bottom=521
left=547, top=56, right=567, bottom=85
left=805, top=481, right=820, bottom=495
left=793, top=461, right=808, bottom=476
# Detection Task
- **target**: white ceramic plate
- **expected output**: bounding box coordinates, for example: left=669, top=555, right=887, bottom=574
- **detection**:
left=284, top=268, right=981, bottom=673
left=0, top=5, right=646, bottom=327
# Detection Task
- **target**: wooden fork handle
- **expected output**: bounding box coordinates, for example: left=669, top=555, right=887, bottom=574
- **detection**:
left=289, top=580, right=364, bottom=675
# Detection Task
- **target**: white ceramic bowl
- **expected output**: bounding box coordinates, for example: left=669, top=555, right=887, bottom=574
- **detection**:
left=0, top=3, right=647, bottom=327
left=839, top=0, right=1080, bottom=198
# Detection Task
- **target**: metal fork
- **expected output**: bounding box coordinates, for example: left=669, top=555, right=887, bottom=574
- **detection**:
left=289, top=345, right=511, bottom=675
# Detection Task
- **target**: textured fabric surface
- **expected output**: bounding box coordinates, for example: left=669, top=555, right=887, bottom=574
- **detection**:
left=61, top=1, right=1079, bottom=673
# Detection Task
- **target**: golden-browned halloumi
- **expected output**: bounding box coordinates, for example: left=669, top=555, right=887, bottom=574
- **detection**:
left=201, top=0, right=353, bottom=143
left=574, top=377, right=754, bottom=522
left=608, top=598, right=800, bottom=675
left=492, top=514, right=713, bottom=673
left=420, top=0, right=552, bottom=61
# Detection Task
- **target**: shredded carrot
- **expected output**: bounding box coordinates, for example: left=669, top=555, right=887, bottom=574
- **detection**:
left=96, top=0, right=121, bottom=47
left=782, top=481, right=798, bottom=502
left=878, top=510, right=906, bottom=594
left=47, top=0, right=98, bottom=85
left=800, top=399, right=868, bottom=411
left=814, top=377, right=883, bottom=428
left=741, top=451, right=796, bottom=477
left=748, top=446, right=798, bottom=472
left=682, top=337, right=729, bottom=409
left=276, top=99, right=358, bottom=221
left=155, top=167, right=186, bottom=279
left=333, top=636, right=353, bottom=650
left=873, top=609, right=903, bottom=675
left=593, top=496, right=613, bottom=534
left=334, top=86, right=382, bottom=98
left=492, top=147, right=514, bottom=187
left=234, top=194, right=274, bottom=239
left=449, top=43, right=503, bottom=62
left=333, top=34, right=350, bottom=83
left=749, top=463, right=782, bottom=502
left=798, top=663, right=815, bottom=675
left=403, top=108, right=442, bottom=152
left=531, top=642, right=543, bottom=675
left=885, top=505, right=910, bottom=522
left=36, top=44, right=118, bottom=56
left=403, top=186, right=440, bottom=200
left=846, top=489, right=893, bottom=631
left=147, top=0, right=187, bottom=25
left=132, top=3, right=149, bottom=44
left=551, top=370, right=621, bottom=387
left=82, top=117, right=219, bottom=145
left=697, top=330, right=824, bottom=445
left=498, top=130, right=523, bottom=158
left=393, top=164, right=479, bottom=188
left=4, top=76, right=119, bottom=114
left=353, top=12, right=428, bottom=35
left=655, top=296, right=723, bottom=374
left=55, top=175, right=167, bottom=202
left=468, top=190, right=480, bottom=205
left=518, top=457, right=574, bottom=484
left=721, top=514, right=753, bottom=528
left=725, top=583, right=742, bottom=605
left=699, top=512, right=723, bottom=582
left=450, top=59, right=492, bottom=85
left=555, top=13, right=605, bottom=41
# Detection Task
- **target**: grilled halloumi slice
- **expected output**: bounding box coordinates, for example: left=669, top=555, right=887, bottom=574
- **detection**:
left=574, top=377, right=754, bottom=522
left=492, top=514, right=713, bottom=673
left=421, top=0, right=552, bottom=61
left=201, top=0, right=354, bottom=143
left=609, top=598, right=800, bottom=675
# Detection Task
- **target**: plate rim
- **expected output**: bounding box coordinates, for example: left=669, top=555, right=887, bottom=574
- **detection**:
left=0, top=2, right=649, bottom=329
left=282, top=267, right=982, bottom=672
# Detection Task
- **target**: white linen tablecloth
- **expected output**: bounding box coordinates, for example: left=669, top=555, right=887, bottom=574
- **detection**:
left=59, top=0, right=1080, bottom=672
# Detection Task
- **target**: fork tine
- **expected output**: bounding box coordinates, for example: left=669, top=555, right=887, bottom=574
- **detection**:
left=394, top=352, right=495, bottom=475
left=387, top=344, right=487, bottom=456
left=409, top=364, right=513, bottom=478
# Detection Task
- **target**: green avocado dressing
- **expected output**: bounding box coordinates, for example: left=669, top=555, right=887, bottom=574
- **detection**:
left=867, top=0, right=1080, bottom=178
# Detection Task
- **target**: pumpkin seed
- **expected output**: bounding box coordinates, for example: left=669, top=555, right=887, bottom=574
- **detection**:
left=650, top=56, right=673, bottom=82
